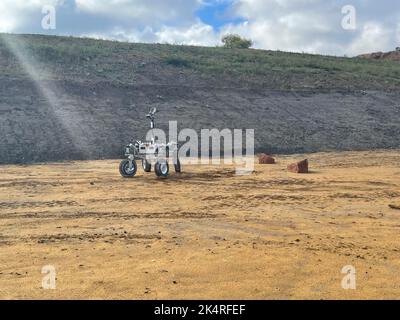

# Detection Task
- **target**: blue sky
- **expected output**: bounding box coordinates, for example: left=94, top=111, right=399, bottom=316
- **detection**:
left=196, top=1, right=245, bottom=30
left=0, top=0, right=399, bottom=56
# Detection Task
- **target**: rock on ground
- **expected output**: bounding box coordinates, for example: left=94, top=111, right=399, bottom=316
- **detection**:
left=288, top=159, right=309, bottom=173
left=259, top=154, right=276, bottom=164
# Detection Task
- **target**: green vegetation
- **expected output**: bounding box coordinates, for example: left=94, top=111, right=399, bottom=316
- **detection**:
left=222, top=34, right=253, bottom=49
left=164, top=56, right=192, bottom=68
left=0, top=33, right=399, bottom=91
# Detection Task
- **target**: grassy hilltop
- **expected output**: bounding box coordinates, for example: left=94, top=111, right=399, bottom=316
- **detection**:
left=1, top=33, right=399, bottom=90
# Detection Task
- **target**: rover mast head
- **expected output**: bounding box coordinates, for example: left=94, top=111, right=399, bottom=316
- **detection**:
left=146, top=107, right=157, bottom=129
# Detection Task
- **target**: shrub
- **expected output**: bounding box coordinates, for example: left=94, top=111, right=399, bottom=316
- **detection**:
left=164, top=57, right=191, bottom=68
left=222, top=34, right=253, bottom=49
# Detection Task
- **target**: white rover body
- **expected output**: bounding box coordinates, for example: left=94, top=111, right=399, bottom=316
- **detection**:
left=119, top=108, right=181, bottom=178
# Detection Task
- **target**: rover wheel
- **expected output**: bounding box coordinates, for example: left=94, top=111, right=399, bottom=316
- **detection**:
left=119, top=159, right=137, bottom=178
left=174, top=157, right=181, bottom=173
left=155, top=160, right=169, bottom=178
left=142, top=159, right=152, bottom=172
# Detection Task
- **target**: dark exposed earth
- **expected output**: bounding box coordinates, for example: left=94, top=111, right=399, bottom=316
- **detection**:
left=1, top=34, right=400, bottom=164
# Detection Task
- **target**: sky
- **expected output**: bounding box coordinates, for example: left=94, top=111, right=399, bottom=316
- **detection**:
left=0, top=0, right=399, bottom=56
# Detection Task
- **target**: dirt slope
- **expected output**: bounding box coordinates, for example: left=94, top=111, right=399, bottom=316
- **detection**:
left=1, top=34, right=400, bottom=164
left=359, top=50, right=400, bottom=61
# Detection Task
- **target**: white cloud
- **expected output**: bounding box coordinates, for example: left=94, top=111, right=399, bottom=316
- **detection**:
left=347, top=22, right=393, bottom=56
left=0, top=0, right=63, bottom=32
left=0, top=0, right=399, bottom=56
left=155, top=22, right=218, bottom=45
left=213, top=0, right=400, bottom=55
left=82, top=21, right=219, bottom=46
left=75, top=0, right=202, bottom=26
left=396, top=23, right=400, bottom=45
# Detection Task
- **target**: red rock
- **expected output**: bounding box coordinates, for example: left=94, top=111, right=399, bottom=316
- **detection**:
left=287, top=159, right=309, bottom=173
left=258, top=153, right=275, bottom=164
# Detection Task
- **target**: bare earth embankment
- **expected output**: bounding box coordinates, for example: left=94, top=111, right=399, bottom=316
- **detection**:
left=0, top=150, right=399, bottom=299
left=1, top=34, right=400, bottom=164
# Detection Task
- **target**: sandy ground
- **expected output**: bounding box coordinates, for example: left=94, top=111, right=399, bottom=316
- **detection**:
left=0, top=151, right=400, bottom=300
